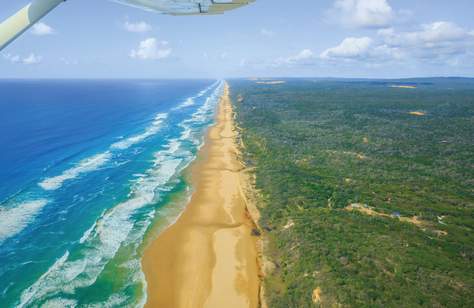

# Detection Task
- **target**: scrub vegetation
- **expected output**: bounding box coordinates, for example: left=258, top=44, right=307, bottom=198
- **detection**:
left=230, top=78, right=474, bottom=307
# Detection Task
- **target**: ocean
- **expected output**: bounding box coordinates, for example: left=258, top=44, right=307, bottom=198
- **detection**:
left=0, top=79, right=224, bottom=307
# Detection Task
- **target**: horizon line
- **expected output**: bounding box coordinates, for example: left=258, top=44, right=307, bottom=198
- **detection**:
left=1, top=76, right=474, bottom=81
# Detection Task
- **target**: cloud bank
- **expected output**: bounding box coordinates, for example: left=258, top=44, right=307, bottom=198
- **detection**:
left=3, top=53, right=43, bottom=65
left=130, top=38, right=172, bottom=60
left=320, top=21, right=474, bottom=64
left=31, top=22, right=54, bottom=36
left=124, top=21, right=152, bottom=33
left=327, top=0, right=394, bottom=29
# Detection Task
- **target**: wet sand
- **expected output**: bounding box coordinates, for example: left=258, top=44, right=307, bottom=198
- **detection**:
left=142, top=82, right=260, bottom=308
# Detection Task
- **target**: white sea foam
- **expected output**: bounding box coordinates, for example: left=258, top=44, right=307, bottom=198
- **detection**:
left=172, top=81, right=219, bottom=111
left=79, top=216, right=101, bottom=244
left=41, top=298, right=77, bottom=308
left=194, top=81, right=219, bottom=99
left=0, top=200, right=49, bottom=243
left=86, top=294, right=128, bottom=308
left=39, top=152, right=112, bottom=191
left=20, top=139, right=188, bottom=306
left=19, top=251, right=70, bottom=308
left=174, top=97, right=195, bottom=110
left=179, top=123, right=192, bottom=140
left=178, top=81, right=224, bottom=147
left=36, top=82, right=222, bottom=193
left=188, top=81, right=224, bottom=124
left=38, top=113, right=168, bottom=192
left=111, top=113, right=167, bottom=150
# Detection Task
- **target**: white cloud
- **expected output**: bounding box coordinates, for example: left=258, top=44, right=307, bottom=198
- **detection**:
left=320, top=21, right=474, bottom=65
left=379, top=22, right=472, bottom=47
left=3, top=53, right=42, bottom=64
left=22, top=53, right=42, bottom=64
left=290, top=49, right=314, bottom=62
left=328, top=0, right=394, bottom=28
left=124, top=21, right=152, bottom=33
left=378, top=21, right=474, bottom=62
left=319, top=37, right=402, bottom=62
left=130, top=38, right=172, bottom=60
left=60, top=57, right=79, bottom=65
left=3, top=53, right=21, bottom=63
left=321, top=37, right=373, bottom=60
left=275, top=49, right=315, bottom=66
left=260, top=28, right=275, bottom=37
left=31, top=22, right=54, bottom=35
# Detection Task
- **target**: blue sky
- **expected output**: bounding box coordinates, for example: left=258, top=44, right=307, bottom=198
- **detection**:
left=1, top=0, right=474, bottom=78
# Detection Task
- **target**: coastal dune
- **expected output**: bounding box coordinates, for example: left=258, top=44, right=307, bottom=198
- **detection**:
left=143, top=83, right=260, bottom=308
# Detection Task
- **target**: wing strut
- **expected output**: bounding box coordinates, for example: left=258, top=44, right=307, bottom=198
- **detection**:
left=0, top=0, right=64, bottom=51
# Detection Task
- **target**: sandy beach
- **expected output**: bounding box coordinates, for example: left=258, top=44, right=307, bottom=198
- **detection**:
left=142, top=82, right=261, bottom=308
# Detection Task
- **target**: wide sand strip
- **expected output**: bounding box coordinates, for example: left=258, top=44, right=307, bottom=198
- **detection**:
left=143, top=83, right=260, bottom=308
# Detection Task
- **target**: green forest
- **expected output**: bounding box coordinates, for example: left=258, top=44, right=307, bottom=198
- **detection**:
left=230, top=78, right=474, bottom=307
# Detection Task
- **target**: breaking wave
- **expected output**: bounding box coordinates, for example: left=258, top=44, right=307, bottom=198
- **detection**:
left=111, top=113, right=167, bottom=150
left=0, top=200, right=49, bottom=243
left=38, top=81, right=221, bottom=192
left=38, top=152, right=112, bottom=191
left=173, top=80, right=219, bottom=111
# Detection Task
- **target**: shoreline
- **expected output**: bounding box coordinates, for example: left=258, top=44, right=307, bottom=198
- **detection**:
left=142, top=82, right=261, bottom=308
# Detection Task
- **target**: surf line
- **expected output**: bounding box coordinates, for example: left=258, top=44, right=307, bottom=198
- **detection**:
left=0, top=83, right=220, bottom=244
left=38, top=82, right=220, bottom=192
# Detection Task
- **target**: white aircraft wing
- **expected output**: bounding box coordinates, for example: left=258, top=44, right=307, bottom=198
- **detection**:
left=0, top=0, right=64, bottom=51
left=0, top=0, right=255, bottom=51
left=117, top=0, right=255, bottom=15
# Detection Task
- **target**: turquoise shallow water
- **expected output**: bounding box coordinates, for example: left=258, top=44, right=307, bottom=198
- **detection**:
left=0, top=79, right=224, bottom=307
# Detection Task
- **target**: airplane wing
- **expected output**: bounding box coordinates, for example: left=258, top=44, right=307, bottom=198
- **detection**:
left=0, top=0, right=255, bottom=51
left=117, top=0, right=255, bottom=15
left=118, top=0, right=255, bottom=15
left=0, top=0, right=64, bottom=51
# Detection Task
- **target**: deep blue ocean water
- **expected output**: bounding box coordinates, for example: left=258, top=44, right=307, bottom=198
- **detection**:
left=0, top=79, right=224, bottom=307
